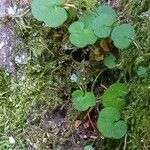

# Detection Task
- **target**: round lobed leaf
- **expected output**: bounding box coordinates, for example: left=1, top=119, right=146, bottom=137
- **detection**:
left=69, top=21, right=84, bottom=33
left=31, top=0, right=67, bottom=27
left=91, top=14, right=116, bottom=38
left=96, top=4, right=117, bottom=19
left=72, top=90, right=96, bottom=111
left=113, top=120, right=128, bottom=139
left=102, top=83, right=128, bottom=110
left=69, top=21, right=97, bottom=48
left=80, top=12, right=96, bottom=28
left=103, top=54, right=116, bottom=69
left=111, top=24, right=136, bottom=49
left=97, top=107, right=127, bottom=139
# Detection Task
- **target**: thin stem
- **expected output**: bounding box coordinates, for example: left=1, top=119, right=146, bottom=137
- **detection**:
left=123, top=134, right=127, bottom=150
left=91, top=68, right=107, bottom=93
left=87, top=112, right=96, bottom=131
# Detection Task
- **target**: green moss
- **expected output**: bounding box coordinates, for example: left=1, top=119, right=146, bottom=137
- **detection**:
left=0, top=56, right=73, bottom=149
left=0, top=0, right=149, bottom=149
left=121, top=0, right=150, bottom=149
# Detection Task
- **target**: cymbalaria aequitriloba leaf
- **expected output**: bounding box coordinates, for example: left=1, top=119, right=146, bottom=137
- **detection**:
left=72, top=90, right=96, bottom=111
left=103, top=54, right=117, bottom=69
left=111, top=24, right=136, bottom=49
left=97, top=107, right=127, bottom=139
left=69, top=21, right=97, bottom=48
left=102, top=83, right=128, bottom=110
left=31, top=0, right=67, bottom=27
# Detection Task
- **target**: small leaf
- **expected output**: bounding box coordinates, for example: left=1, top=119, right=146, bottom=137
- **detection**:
left=113, top=120, right=127, bottom=139
left=69, top=21, right=84, bottom=33
left=84, top=145, right=95, bottom=150
left=111, top=24, right=136, bottom=49
left=96, top=4, right=117, bottom=19
left=31, top=0, right=67, bottom=27
left=80, top=12, right=96, bottom=28
left=69, top=21, right=97, bottom=48
left=137, top=66, right=147, bottom=77
left=103, top=54, right=116, bottom=69
left=72, top=90, right=96, bottom=111
left=97, top=107, right=127, bottom=139
left=102, top=83, right=128, bottom=110
left=91, top=14, right=116, bottom=38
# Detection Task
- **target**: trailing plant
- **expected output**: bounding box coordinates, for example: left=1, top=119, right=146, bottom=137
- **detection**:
left=31, top=1, right=135, bottom=49
left=72, top=83, right=128, bottom=139
left=31, top=0, right=134, bottom=142
left=68, top=4, right=136, bottom=49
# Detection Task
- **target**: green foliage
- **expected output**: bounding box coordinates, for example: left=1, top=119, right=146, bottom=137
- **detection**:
left=68, top=4, right=117, bottom=47
left=84, top=145, right=95, bottom=150
left=31, top=0, right=67, bottom=27
left=72, top=90, right=96, bottom=111
left=111, top=24, right=136, bottom=49
left=69, top=21, right=97, bottom=48
left=91, top=5, right=117, bottom=38
left=102, top=83, right=128, bottom=110
left=96, top=5, right=117, bottom=19
left=31, top=2, right=136, bottom=48
left=103, top=54, right=117, bottom=69
left=80, top=12, right=96, bottom=28
left=97, top=107, right=127, bottom=139
left=91, top=14, right=115, bottom=38
left=137, top=66, right=148, bottom=77
left=68, top=4, right=135, bottom=49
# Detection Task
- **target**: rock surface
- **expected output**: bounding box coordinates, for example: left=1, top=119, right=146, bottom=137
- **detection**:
left=0, top=0, right=15, bottom=72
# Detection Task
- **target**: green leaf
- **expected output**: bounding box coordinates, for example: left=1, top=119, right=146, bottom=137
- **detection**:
left=96, top=4, right=117, bottom=19
left=84, top=145, right=95, bottom=150
left=91, top=14, right=115, bottom=38
left=91, top=5, right=117, bottom=38
left=111, top=24, right=136, bottom=49
left=97, top=107, right=127, bottom=139
left=48, top=0, right=65, bottom=5
left=69, top=21, right=84, bottom=33
left=72, top=90, right=96, bottom=111
left=103, top=54, right=116, bottom=69
left=113, top=120, right=128, bottom=139
left=31, top=0, right=67, bottom=27
left=80, top=12, right=96, bottom=28
left=69, top=21, right=97, bottom=48
left=137, top=66, right=147, bottom=77
left=102, top=83, right=128, bottom=110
